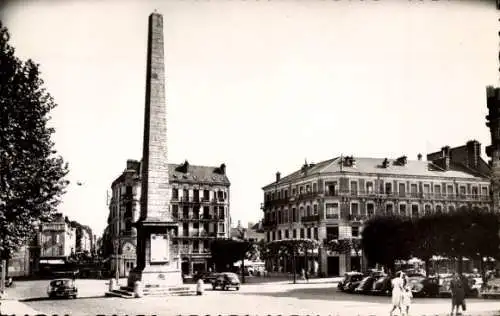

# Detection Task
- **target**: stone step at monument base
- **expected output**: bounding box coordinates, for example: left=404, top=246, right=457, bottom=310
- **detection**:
left=105, top=285, right=196, bottom=298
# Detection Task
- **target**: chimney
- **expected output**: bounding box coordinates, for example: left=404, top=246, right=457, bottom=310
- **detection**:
left=276, top=171, right=281, bottom=182
left=441, top=146, right=451, bottom=170
left=220, top=163, right=226, bottom=175
left=417, top=153, right=422, bottom=161
left=126, top=159, right=140, bottom=172
left=466, top=140, right=481, bottom=170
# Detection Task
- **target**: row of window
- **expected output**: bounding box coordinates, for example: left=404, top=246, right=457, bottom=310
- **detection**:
left=172, top=188, right=228, bottom=201
left=266, top=179, right=489, bottom=201
left=266, top=226, right=360, bottom=242
left=172, top=205, right=226, bottom=219
left=177, top=222, right=226, bottom=235
left=172, top=239, right=212, bottom=252
left=265, top=201, right=490, bottom=224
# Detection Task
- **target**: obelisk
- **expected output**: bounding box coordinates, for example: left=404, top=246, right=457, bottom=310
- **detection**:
left=127, top=12, right=182, bottom=289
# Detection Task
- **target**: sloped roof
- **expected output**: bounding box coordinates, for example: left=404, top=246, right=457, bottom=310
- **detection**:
left=264, top=156, right=489, bottom=189
left=111, top=160, right=230, bottom=187
left=169, top=163, right=230, bottom=185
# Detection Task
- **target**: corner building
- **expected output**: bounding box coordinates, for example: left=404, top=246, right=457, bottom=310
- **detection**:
left=261, top=142, right=492, bottom=277
left=106, top=159, right=230, bottom=277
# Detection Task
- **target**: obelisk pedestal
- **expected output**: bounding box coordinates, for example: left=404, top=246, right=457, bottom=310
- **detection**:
left=127, top=12, right=182, bottom=290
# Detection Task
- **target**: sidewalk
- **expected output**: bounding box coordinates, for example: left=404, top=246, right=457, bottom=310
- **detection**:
left=0, top=299, right=41, bottom=315
left=242, top=275, right=343, bottom=285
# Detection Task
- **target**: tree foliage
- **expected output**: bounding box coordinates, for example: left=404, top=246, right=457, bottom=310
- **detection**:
left=0, top=22, right=69, bottom=258
left=327, top=237, right=362, bottom=256
left=361, top=215, right=413, bottom=273
left=361, top=208, right=500, bottom=275
left=209, top=239, right=253, bottom=272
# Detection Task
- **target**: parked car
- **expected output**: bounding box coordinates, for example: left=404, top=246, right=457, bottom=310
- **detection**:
left=439, top=275, right=477, bottom=298
left=212, top=272, right=241, bottom=291
left=407, top=274, right=439, bottom=297
left=47, top=278, right=78, bottom=299
left=355, top=276, right=379, bottom=294
left=371, top=275, right=392, bottom=296
left=201, top=272, right=221, bottom=283
left=338, top=272, right=365, bottom=292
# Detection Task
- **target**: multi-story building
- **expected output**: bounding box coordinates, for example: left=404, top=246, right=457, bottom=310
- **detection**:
left=39, top=213, right=77, bottom=259
left=105, top=159, right=231, bottom=277
left=261, top=141, right=492, bottom=277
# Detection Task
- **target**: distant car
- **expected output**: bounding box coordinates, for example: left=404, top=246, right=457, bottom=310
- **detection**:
left=212, top=272, right=241, bottom=291
left=407, top=274, right=439, bottom=297
left=202, top=272, right=221, bottom=283
left=371, top=275, right=392, bottom=296
left=355, top=276, right=378, bottom=294
left=338, top=272, right=364, bottom=292
left=47, top=278, right=78, bottom=299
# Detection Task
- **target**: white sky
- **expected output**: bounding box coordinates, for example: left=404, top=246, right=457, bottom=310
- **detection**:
left=1, top=0, right=498, bottom=237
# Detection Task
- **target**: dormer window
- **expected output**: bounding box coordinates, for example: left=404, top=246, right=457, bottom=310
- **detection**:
left=396, top=156, right=408, bottom=166
left=382, top=158, right=390, bottom=168
left=343, top=156, right=356, bottom=167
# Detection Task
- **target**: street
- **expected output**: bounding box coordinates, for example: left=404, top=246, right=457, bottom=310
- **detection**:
left=3, top=278, right=500, bottom=316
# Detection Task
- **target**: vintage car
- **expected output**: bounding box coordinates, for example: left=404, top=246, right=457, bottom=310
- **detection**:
left=407, top=274, right=439, bottom=297
left=371, top=275, right=392, bottom=296
left=212, top=272, right=241, bottom=291
left=354, top=275, right=379, bottom=294
left=47, top=278, right=78, bottom=299
left=338, top=272, right=365, bottom=292
left=439, top=275, right=478, bottom=298
left=481, top=277, right=500, bottom=298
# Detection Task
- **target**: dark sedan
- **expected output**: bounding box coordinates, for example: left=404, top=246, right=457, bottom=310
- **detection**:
left=371, top=275, right=392, bottom=296
left=355, top=276, right=379, bottom=294
left=47, top=278, right=78, bottom=299
left=408, top=274, right=439, bottom=297
left=212, top=272, right=241, bottom=291
left=338, top=272, right=365, bottom=292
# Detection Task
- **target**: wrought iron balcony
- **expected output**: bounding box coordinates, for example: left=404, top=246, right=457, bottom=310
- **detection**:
left=262, top=220, right=277, bottom=229
left=301, top=215, right=320, bottom=223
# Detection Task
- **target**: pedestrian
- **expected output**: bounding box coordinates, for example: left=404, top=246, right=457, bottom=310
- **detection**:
left=301, top=268, right=306, bottom=282
left=401, top=285, right=413, bottom=316
left=305, top=269, right=309, bottom=282
left=450, top=272, right=466, bottom=316
left=390, top=271, right=404, bottom=316
left=196, top=277, right=204, bottom=296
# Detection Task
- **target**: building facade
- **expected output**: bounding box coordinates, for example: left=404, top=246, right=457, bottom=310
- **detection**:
left=39, top=213, right=77, bottom=259
left=486, top=86, right=500, bottom=213
left=105, top=159, right=231, bottom=277
left=261, top=141, right=492, bottom=277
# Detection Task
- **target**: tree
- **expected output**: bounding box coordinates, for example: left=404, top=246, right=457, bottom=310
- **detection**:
left=0, top=22, right=69, bottom=267
left=361, top=215, right=413, bottom=274
left=266, top=239, right=320, bottom=283
left=209, top=239, right=253, bottom=282
left=327, top=237, right=363, bottom=271
left=412, top=213, right=447, bottom=276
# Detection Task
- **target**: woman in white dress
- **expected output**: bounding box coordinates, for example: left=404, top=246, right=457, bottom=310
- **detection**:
left=390, top=271, right=404, bottom=316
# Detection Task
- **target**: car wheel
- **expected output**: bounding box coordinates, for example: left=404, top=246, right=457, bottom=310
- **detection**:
left=236, top=287, right=240, bottom=291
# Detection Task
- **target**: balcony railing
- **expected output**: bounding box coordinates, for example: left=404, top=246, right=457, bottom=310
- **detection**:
left=174, top=231, right=218, bottom=239
left=262, top=220, right=277, bottom=229
left=301, top=215, right=320, bottom=223
left=211, top=198, right=226, bottom=204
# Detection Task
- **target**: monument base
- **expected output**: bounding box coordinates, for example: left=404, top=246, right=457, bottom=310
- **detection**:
left=127, top=265, right=183, bottom=289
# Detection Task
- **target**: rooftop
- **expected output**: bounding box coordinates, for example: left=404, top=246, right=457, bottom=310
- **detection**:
left=112, top=160, right=230, bottom=187
left=264, top=155, right=489, bottom=189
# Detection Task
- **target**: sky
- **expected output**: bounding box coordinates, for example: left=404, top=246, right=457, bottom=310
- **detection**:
left=1, top=0, right=498, bottom=237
